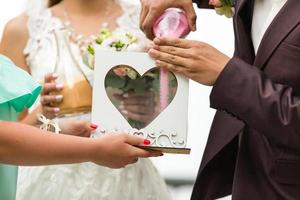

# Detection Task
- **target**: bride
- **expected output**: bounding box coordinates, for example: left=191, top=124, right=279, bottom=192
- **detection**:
left=0, top=0, right=172, bottom=199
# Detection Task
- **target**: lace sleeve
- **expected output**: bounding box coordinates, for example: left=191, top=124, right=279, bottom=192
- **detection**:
left=117, top=0, right=151, bottom=52
left=24, top=10, right=62, bottom=81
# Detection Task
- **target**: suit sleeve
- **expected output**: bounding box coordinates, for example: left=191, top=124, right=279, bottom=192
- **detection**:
left=192, top=0, right=214, bottom=9
left=210, top=57, right=300, bottom=152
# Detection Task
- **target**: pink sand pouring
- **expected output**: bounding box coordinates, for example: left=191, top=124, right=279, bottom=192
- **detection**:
left=153, top=8, right=190, bottom=111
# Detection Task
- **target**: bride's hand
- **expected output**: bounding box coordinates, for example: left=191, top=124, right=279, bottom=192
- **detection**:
left=91, top=134, right=162, bottom=168
left=40, top=73, right=64, bottom=119
left=60, top=121, right=98, bottom=137
left=114, top=91, right=158, bottom=124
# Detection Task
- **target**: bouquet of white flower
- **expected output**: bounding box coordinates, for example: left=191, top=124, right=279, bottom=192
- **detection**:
left=82, top=28, right=139, bottom=69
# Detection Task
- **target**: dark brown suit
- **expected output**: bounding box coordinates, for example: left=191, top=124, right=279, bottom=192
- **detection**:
left=191, top=0, right=300, bottom=199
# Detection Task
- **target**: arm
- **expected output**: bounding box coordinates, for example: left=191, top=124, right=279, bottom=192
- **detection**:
left=149, top=37, right=300, bottom=152
left=0, top=13, right=40, bottom=125
left=210, top=57, right=300, bottom=152
left=0, top=121, right=160, bottom=168
left=0, top=13, right=29, bottom=72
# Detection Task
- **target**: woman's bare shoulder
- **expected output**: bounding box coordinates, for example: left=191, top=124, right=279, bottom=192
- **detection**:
left=0, top=13, right=30, bottom=71
left=2, top=13, right=29, bottom=40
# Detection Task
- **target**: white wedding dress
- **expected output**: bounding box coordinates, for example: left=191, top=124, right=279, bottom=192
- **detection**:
left=16, top=1, right=171, bottom=200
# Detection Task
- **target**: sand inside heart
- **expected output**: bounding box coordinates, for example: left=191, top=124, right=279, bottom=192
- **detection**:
left=104, top=65, right=178, bottom=130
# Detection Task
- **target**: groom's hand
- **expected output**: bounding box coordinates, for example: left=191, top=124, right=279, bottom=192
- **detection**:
left=140, top=0, right=197, bottom=39
left=148, top=37, right=230, bottom=86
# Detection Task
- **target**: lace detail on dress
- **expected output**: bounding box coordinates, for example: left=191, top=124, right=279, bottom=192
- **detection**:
left=24, top=10, right=63, bottom=83
left=116, top=0, right=141, bottom=31
left=116, top=0, right=150, bottom=51
left=24, top=1, right=149, bottom=83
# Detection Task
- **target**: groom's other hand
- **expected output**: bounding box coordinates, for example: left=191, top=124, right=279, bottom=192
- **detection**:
left=149, top=37, right=230, bottom=86
left=140, top=0, right=197, bottom=39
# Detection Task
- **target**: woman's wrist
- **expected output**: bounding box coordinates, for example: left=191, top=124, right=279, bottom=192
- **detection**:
left=84, top=138, right=105, bottom=164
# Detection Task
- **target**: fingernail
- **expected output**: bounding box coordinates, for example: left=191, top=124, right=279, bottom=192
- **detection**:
left=148, top=43, right=154, bottom=49
left=153, top=45, right=159, bottom=50
left=55, top=95, right=63, bottom=101
left=56, top=84, right=64, bottom=89
left=119, top=105, right=124, bottom=110
left=52, top=73, right=59, bottom=78
left=123, top=93, right=129, bottom=98
left=143, top=139, right=151, bottom=145
left=121, top=110, right=128, bottom=115
left=90, top=123, right=98, bottom=129
left=54, top=108, right=60, bottom=112
left=153, top=38, right=160, bottom=44
left=148, top=49, right=155, bottom=56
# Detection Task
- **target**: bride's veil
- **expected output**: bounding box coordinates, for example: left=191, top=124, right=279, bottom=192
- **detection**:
left=23, top=0, right=48, bottom=15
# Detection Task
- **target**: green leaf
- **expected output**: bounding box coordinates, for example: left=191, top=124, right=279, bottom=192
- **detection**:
left=215, top=6, right=234, bottom=18
left=105, top=73, right=126, bottom=88
left=113, top=40, right=126, bottom=51
left=127, top=69, right=138, bottom=79
left=82, top=53, right=94, bottom=69
left=87, top=45, right=95, bottom=55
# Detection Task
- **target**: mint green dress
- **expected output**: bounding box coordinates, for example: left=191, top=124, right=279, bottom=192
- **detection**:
left=0, top=55, right=41, bottom=200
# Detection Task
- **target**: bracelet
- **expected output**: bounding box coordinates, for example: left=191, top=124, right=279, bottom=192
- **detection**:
left=37, top=114, right=61, bottom=134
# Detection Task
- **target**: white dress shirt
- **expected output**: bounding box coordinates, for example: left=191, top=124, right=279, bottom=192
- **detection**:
left=252, top=0, right=288, bottom=54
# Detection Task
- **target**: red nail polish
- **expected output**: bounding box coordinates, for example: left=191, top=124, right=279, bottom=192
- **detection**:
left=90, top=124, right=98, bottom=129
left=143, top=139, right=151, bottom=145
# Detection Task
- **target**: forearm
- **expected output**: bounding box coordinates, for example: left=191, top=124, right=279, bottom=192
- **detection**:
left=20, top=106, right=41, bottom=125
left=210, top=57, right=300, bottom=151
left=0, top=121, right=93, bottom=166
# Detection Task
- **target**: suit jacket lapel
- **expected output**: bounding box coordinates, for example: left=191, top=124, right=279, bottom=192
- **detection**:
left=254, top=0, right=300, bottom=68
left=234, top=0, right=255, bottom=64
left=235, top=0, right=249, bottom=14
left=199, top=111, right=244, bottom=172
left=198, top=0, right=255, bottom=174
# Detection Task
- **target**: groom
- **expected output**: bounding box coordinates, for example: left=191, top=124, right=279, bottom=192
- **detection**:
left=140, top=0, right=300, bottom=199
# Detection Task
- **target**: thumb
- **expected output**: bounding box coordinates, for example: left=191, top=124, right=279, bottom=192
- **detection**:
left=122, top=134, right=151, bottom=146
left=89, top=123, right=98, bottom=130
left=130, top=146, right=162, bottom=158
left=182, top=3, right=197, bottom=31
left=76, top=121, right=98, bottom=132
left=81, top=122, right=98, bottom=137
left=122, top=134, right=163, bottom=157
